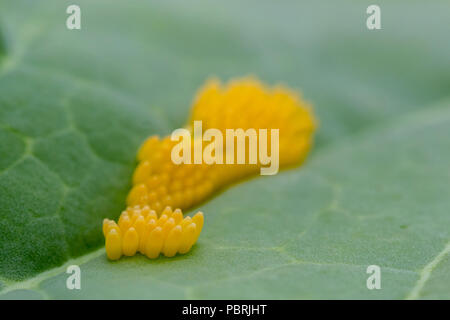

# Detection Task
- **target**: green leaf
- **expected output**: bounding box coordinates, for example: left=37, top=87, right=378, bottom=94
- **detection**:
left=1, top=0, right=450, bottom=299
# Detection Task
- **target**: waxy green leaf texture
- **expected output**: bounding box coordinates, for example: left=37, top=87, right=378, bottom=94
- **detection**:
left=0, top=0, right=449, bottom=299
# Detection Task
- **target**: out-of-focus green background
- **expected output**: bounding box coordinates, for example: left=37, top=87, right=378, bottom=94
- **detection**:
left=0, top=0, right=449, bottom=299
left=2, top=0, right=450, bottom=145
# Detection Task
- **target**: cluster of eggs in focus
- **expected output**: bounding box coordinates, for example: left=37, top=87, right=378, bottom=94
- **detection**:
left=104, top=205, right=203, bottom=260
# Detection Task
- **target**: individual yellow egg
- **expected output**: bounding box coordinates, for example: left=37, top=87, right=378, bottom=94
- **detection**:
left=144, top=210, right=158, bottom=223
left=157, top=214, right=169, bottom=227
left=145, top=226, right=164, bottom=259
left=105, top=229, right=122, bottom=261
left=180, top=216, right=192, bottom=229
left=162, top=225, right=182, bottom=257
left=140, top=205, right=151, bottom=218
left=122, top=227, right=139, bottom=256
left=118, top=214, right=132, bottom=233
left=192, top=211, right=204, bottom=242
left=161, top=218, right=176, bottom=240
left=171, top=209, right=183, bottom=225
left=102, top=219, right=112, bottom=237
left=103, top=220, right=120, bottom=237
left=161, top=206, right=173, bottom=217
left=132, top=160, right=152, bottom=185
left=139, top=218, right=157, bottom=253
left=127, top=184, right=149, bottom=207
left=118, top=212, right=129, bottom=227
left=178, top=223, right=197, bottom=254
left=130, top=211, right=142, bottom=225
left=133, top=215, right=146, bottom=239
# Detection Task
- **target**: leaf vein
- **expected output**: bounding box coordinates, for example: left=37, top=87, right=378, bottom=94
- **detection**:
left=406, top=240, right=450, bottom=300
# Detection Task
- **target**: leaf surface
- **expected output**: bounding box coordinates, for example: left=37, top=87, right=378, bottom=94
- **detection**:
left=0, top=0, right=449, bottom=299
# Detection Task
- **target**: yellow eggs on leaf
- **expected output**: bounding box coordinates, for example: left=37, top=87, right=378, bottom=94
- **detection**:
left=104, top=206, right=203, bottom=260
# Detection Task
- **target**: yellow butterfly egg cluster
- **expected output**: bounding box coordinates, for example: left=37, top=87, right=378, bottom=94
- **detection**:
left=189, top=78, right=316, bottom=168
left=129, top=137, right=215, bottom=213
left=128, top=77, right=316, bottom=213
left=103, top=205, right=204, bottom=260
